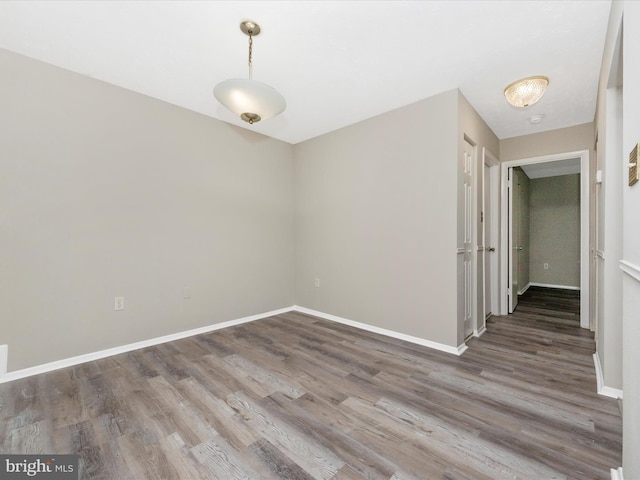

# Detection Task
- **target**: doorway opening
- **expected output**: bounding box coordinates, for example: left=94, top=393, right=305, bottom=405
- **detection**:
left=500, top=150, right=590, bottom=328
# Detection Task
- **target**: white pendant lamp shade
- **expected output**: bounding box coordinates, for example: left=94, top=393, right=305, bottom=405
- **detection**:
left=504, top=76, right=549, bottom=108
left=214, top=78, right=286, bottom=124
left=214, top=21, right=286, bottom=124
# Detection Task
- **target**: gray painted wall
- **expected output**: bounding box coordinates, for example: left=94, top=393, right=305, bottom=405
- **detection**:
left=619, top=1, right=640, bottom=476
left=595, top=81, right=623, bottom=392
left=1, top=48, right=499, bottom=371
left=500, top=123, right=594, bottom=162
left=0, top=49, right=296, bottom=371
left=294, top=90, right=460, bottom=348
left=593, top=0, right=624, bottom=407
left=595, top=2, right=639, bottom=474
left=530, top=174, right=581, bottom=288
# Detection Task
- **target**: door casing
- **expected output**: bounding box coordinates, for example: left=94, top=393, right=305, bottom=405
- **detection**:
left=463, top=139, right=475, bottom=339
left=499, top=150, right=590, bottom=328
left=508, top=167, right=520, bottom=313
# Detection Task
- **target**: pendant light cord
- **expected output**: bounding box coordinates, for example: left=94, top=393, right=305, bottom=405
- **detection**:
left=248, top=32, right=253, bottom=80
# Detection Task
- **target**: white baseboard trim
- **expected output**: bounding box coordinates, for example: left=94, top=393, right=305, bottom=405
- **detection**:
left=517, top=283, right=531, bottom=295
left=0, top=306, right=294, bottom=384
left=620, top=259, right=640, bottom=283
left=293, top=305, right=467, bottom=356
left=1, top=305, right=470, bottom=383
left=529, top=282, right=580, bottom=291
left=593, top=353, right=624, bottom=399
left=610, top=467, right=624, bottom=480
left=600, top=385, right=624, bottom=400
left=473, top=325, right=487, bottom=338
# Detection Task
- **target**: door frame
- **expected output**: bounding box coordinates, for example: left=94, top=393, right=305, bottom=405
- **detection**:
left=463, top=138, right=476, bottom=340
left=499, top=149, right=590, bottom=328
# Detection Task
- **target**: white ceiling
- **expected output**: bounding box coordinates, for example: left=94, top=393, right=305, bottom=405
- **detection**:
left=0, top=1, right=611, bottom=145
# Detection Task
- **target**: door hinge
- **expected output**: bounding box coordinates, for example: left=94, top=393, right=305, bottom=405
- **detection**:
left=507, top=178, right=512, bottom=188
left=480, top=211, right=484, bottom=223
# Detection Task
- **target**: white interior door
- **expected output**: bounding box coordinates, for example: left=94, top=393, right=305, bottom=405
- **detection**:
left=484, top=162, right=492, bottom=318
left=508, top=167, right=519, bottom=313
left=463, top=140, right=474, bottom=337
left=483, top=149, right=500, bottom=319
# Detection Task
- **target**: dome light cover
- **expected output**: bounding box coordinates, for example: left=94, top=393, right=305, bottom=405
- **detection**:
left=214, top=78, right=285, bottom=124
left=504, top=76, right=549, bottom=108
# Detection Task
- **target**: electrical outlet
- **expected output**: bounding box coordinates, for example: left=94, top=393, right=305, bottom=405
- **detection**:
left=544, top=263, right=549, bottom=270
left=314, top=278, right=320, bottom=288
left=114, top=297, right=125, bottom=311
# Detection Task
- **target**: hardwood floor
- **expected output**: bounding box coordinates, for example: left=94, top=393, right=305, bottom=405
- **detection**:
left=0, top=288, right=622, bottom=479
left=513, top=285, right=581, bottom=327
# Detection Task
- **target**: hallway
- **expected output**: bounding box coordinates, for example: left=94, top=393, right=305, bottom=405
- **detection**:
left=512, top=286, right=581, bottom=328
left=463, top=286, right=621, bottom=477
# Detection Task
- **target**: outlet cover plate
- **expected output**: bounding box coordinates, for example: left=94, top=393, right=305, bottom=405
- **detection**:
left=114, top=297, right=125, bottom=311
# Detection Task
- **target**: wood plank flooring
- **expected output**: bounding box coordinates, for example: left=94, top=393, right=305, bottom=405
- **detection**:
left=0, top=288, right=622, bottom=479
left=513, top=286, right=581, bottom=327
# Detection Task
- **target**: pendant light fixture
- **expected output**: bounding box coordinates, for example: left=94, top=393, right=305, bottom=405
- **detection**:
left=504, top=76, right=549, bottom=108
left=214, top=21, right=286, bottom=124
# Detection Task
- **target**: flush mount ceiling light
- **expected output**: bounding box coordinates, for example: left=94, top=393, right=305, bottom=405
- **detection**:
left=504, top=76, right=549, bottom=108
left=214, top=21, right=286, bottom=124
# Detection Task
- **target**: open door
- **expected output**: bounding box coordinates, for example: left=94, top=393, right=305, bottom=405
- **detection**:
left=508, top=167, right=519, bottom=313
left=484, top=162, right=492, bottom=320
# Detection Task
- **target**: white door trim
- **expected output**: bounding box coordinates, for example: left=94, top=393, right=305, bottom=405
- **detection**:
left=463, top=138, right=476, bottom=339
left=508, top=167, right=520, bottom=313
left=499, top=149, right=590, bottom=329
